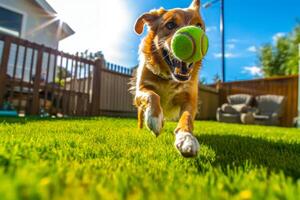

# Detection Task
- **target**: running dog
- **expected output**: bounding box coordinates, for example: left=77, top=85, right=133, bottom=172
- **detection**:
left=131, top=0, right=206, bottom=157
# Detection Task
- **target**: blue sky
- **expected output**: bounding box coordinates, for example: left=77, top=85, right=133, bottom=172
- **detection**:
left=49, top=0, right=299, bottom=83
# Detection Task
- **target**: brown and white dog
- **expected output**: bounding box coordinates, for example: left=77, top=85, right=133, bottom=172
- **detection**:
left=131, top=0, right=206, bottom=157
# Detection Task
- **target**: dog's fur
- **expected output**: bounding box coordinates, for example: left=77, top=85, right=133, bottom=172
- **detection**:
left=131, top=0, right=205, bottom=157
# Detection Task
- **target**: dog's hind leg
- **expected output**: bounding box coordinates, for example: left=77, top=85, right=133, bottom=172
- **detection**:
left=138, top=107, right=144, bottom=129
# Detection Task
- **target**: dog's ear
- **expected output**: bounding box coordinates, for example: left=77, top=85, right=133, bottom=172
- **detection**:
left=134, top=8, right=166, bottom=35
left=134, top=13, right=158, bottom=35
left=189, top=0, right=201, bottom=10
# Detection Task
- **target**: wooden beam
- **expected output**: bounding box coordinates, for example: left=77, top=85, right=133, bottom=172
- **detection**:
left=0, top=36, right=11, bottom=107
left=31, top=46, right=44, bottom=115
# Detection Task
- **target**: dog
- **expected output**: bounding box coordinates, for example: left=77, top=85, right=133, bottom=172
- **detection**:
left=131, top=0, right=206, bottom=157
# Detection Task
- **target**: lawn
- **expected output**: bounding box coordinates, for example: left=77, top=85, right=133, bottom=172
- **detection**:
left=0, top=117, right=300, bottom=200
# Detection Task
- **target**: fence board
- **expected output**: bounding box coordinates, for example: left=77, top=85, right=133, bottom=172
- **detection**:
left=31, top=46, right=43, bottom=115
left=197, top=85, right=219, bottom=120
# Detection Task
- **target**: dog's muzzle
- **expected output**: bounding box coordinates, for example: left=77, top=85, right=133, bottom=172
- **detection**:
left=162, top=48, right=193, bottom=82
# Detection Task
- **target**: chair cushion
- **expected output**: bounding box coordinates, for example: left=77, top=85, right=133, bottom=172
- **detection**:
left=222, top=113, right=240, bottom=117
left=231, top=104, right=248, bottom=113
left=227, top=94, right=253, bottom=105
left=256, top=95, right=285, bottom=115
left=222, top=104, right=248, bottom=114
left=241, top=113, right=255, bottom=124
left=222, top=104, right=237, bottom=114
left=253, top=114, right=270, bottom=120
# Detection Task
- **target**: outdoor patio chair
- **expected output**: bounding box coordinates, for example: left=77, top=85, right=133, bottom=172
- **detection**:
left=252, top=95, right=286, bottom=126
left=216, top=94, right=253, bottom=124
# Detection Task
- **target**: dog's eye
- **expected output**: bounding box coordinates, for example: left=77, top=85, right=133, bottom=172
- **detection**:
left=166, top=22, right=177, bottom=30
left=196, top=23, right=203, bottom=28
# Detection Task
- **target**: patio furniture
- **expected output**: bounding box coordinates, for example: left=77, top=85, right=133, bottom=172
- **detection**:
left=240, top=112, right=255, bottom=124
left=252, top=95, right=286, bottom=126
left=216, top=94, right=253, bottom=123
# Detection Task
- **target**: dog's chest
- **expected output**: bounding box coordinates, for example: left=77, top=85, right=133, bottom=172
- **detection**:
left=156, top=82, right=188, bottom=120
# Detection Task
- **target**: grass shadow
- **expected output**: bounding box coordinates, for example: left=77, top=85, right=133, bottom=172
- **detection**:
left=0, top=116, right=136, bottom=125
left=0, top=116, right=98, bottom=124
left=198, top=134, right=300, bottom=179
left=0, top=117, right=28, bottom=124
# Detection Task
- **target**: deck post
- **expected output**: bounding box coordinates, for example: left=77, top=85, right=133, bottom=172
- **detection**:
left=91, top=55, right=104, bottom=115
left=297, top=43, right=300, bottom=127
left=0, top=36, right=11, bottom=107
left=31, top=46, right=44, bottom=115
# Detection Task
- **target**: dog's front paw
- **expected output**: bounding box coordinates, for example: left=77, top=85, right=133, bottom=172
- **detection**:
left=174, top=131, right=200, bottom=157
left=145, top=106, right=163, bottom=137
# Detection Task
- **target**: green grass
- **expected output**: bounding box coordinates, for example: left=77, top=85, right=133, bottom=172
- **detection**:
left=0, top=117, right=300, bottom=200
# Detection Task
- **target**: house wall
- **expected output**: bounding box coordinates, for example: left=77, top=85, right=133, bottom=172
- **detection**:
left=0, top=0, right=60, bottom=49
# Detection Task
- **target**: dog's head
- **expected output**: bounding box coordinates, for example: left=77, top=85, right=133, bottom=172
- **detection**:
left=134, top=0, right=205, bottom=82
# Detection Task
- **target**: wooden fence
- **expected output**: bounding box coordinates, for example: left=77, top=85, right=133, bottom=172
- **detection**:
left=7, top=33, right=297, bottom=126
left=214, top=75, right=298, bottom=126
left=0, top=34, right=91, bottom=116
left=0, top=34, right=136, bottom=117
left=0, top=33, right=222, bottom=120
left=197, top=84, right=219, bottom=120
left=99, top=67, right=136, bottom=117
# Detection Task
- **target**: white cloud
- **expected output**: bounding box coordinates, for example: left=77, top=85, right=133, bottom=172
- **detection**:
left=242, top=66, right=263, bottom=77
left=228, top=38, right=239, bottom=43
left=247, top=46, right=257, bottom=52
left=227, top=44, right=235, bottom=49
left=206, top=26, right=217, bottom=32
left=213, top=52, right=238, bottom=58
left=272, top=32, right=286, bottom=43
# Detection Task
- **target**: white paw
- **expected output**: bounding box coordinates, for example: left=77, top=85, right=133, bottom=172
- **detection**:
left=145, top=106, right=163, bottom=136
left=174, top=131, right=200, bottom=157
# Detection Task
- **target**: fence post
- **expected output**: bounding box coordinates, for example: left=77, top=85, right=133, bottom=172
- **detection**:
left=0, top=36, right=11, bottom=107
left=91, top=55, right=104, bottom=115
left=298, top=43, right=300, bottom=127
left=215, top=80, right=223, bottom=107
left=31, top=46, right=44, bottom=115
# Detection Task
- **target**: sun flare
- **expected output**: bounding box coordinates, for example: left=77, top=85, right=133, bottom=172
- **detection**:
left=48, top=0, right=131, bottom=63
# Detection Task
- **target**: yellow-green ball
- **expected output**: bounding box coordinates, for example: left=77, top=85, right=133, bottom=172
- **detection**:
left=171, top=26, right=209, bottom=63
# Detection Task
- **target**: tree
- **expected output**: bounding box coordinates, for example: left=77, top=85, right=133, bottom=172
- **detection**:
left=258, top=23, right=300, bottom=77
left=55, top=66, right=72, bottom=86
left=199, top=77, right=207, bottom=84
left=213, top=73, right=221, bottom=84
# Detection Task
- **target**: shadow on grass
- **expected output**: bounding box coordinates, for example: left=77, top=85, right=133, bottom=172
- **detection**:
left=198, top=134, right=300, bottom=179
left=0, top=116, right=136, bottom=124
left=0, top=117, right=28, bottom=124
left=0, top=116, right=97, bottom=124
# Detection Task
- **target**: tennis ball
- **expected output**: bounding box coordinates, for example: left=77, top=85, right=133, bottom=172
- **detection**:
left=171, top=26, right=209, bottom=63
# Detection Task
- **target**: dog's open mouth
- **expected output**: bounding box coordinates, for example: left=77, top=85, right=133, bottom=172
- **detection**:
left=162, top=48, right=193, bottom=82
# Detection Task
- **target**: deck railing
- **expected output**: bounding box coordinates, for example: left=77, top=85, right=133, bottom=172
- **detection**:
left=0, top=34, right=135, bottom=117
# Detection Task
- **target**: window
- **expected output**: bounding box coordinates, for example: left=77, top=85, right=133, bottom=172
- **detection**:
left=0, top=6, right=23, bottom=37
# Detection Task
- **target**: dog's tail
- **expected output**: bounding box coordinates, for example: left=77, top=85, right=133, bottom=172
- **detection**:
left=138, top=107, right=144, bottom=129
